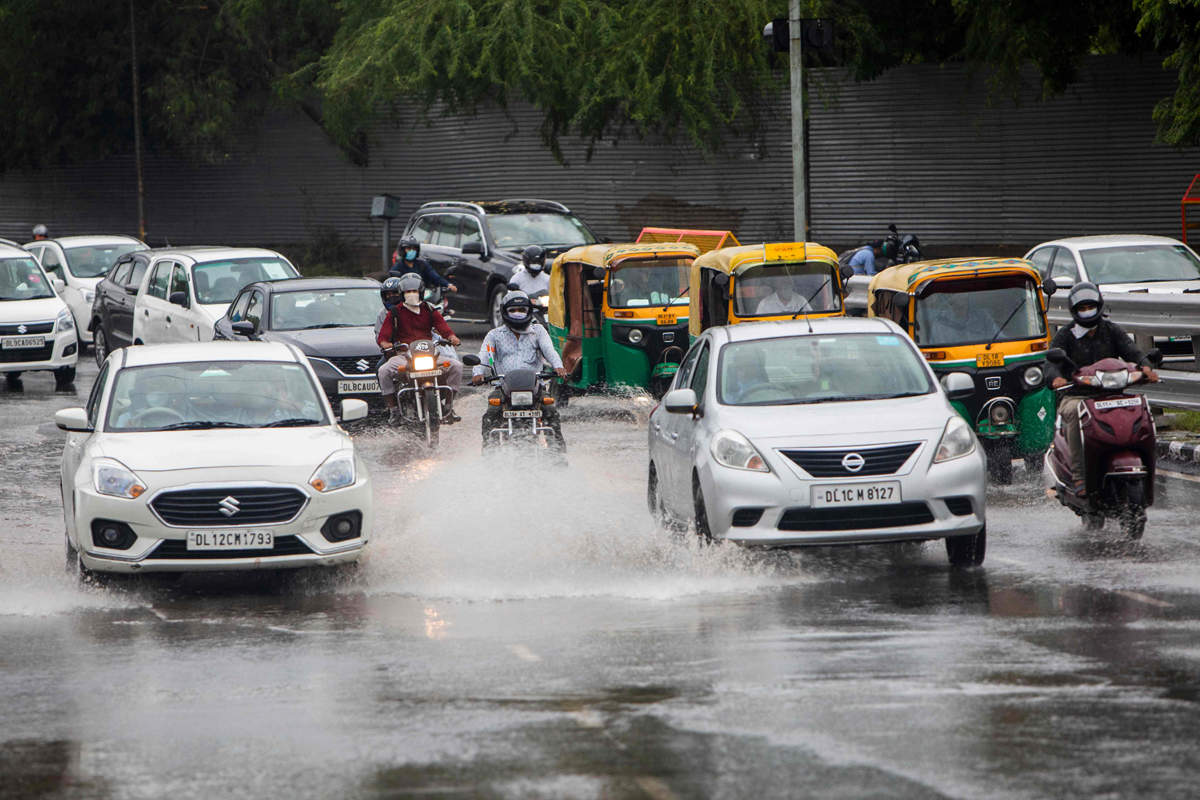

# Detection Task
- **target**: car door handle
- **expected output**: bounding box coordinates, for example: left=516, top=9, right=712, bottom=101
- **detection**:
left=143, top=309, right=149, bottom=316
left=165, top=316, right=172, bottom=324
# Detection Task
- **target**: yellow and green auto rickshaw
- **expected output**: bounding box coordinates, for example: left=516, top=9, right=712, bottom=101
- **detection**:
left=547, top=241, right=699, bottom=398
left=868, top=257, right=1056, bottom=483
left=688, top=241, right=849, bottom=339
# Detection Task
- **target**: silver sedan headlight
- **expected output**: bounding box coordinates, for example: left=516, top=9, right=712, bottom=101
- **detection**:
left=710, top=429, right=770, bottom=472
left=933, top=416, right=976, bottom=463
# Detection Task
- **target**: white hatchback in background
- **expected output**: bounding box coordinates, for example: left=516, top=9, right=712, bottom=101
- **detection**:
left=647, top=318, right=988, bottom=566
left=55, top=341, right=371, bottom=575
left=0, top=242, right=78, bottom=387
left=1024, top=235, right=1200, bottom=293
left=24, top=235, right=147, bottom=346
left=131, top=247, right=299, bottom=344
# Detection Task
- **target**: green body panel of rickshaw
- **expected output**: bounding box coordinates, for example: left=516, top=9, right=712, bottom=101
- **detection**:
left=936, top=361, right=1055, bottom=457
left=548, top=320, right=683, bottom=392
left=549, top=323, right=606, bottom=389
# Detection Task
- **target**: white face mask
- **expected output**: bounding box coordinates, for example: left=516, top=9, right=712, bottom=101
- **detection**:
left=403, top=291, right=421, bottom=308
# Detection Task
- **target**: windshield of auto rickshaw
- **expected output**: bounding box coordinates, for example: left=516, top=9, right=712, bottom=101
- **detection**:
left=607, top=259, right=690, bottom=308
left=914, top=276, right=1045, bottom=347
left=734, top=262, right=840, bottom=317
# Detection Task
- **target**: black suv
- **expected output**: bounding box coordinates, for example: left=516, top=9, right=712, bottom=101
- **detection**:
left=401, top=199, right=601, bottom=326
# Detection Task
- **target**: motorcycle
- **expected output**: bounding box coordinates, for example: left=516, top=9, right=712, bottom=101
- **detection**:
left=424, top=285, right=452, bottom=319
left=839, top=224, right=925, bottom=272
left=463, top=355, right=565, bottom=457
left=387, top=339, right=458, bottom=446
left=1043, top=348, right=1161, bottom=539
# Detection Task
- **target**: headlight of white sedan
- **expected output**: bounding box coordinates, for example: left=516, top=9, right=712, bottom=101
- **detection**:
left=710, top=429, right=770, bottom=472
left=56, top=308, right=75, bottom=332
left=933, top=415, right=976, bottom=463
left=309, top=450, right=356, bottom=492
left=93, top=458, right=147, bottom=498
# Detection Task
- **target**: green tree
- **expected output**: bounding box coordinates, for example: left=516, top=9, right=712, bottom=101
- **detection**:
left=1137, top=0, right=1200, bottom=146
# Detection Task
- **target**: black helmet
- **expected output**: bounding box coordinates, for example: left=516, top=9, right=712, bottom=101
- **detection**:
left=380, top=276, right=403, bottom=307
left=398, top=236, right=420, bottom=261
left=522, top=245, right=546, bottom=274
left=1068, top=281, right=1104, bottom=328
left=501, top=290, right=533, bottom=331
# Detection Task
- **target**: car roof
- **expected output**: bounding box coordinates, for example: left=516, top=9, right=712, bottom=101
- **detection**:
left=418, top=199, right=574, bottom=216
left=29, top=235, right=146, bottom=248
left=0, top=242, right=34, bottom=259
left=118, top=341, right=301, bottom=368
left=1032, top=234, right=1189, bottom=251
left=714, top=316, right=899, bottom=344
left=136, top=246, right=291, bottom=263
left=250, top=276, right=380, bottom=292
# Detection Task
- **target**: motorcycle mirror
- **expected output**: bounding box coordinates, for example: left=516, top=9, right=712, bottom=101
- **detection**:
left=1044, top=347, right=1067, bottom=364
left=462, top=354, right=481, bottom=367
left=1147, top=347, right=1163, bottom=367
left=1041, top=277, right=1058, bottom=296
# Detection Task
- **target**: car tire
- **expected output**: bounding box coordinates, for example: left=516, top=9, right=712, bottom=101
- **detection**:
left=488, top=284, right=507, bottom=328
left=946, top=525, right=986, bottom=567
left=93, top=325, right=109, bottom=369
left=692, top=474, right=713, bottom=545
left=54, top=365, right=76, bottom=389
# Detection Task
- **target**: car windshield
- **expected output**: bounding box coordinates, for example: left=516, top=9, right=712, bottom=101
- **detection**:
left=914, top=276, right=1045, bottom=347
left=718, top=333, right=933, bottom=406
left=734, top=262, right=841, bottom=316
left=486, top=213, right=596, bottom=250
left=271, top=288, right=383, bottom=331
left=608, top=259, right=690, bottom=308
left=194, top=258, right=299, bottom=304
left=64, top=243, right=145, bottom=278
left=106, top=360, right=327, bottom=431
left=1080, top=244, right=1200, bottom=284
left=0, top=257, right=55, bottom=300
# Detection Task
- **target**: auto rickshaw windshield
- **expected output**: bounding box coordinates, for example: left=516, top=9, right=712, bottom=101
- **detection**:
left=734, top=262, right=841, bottom=317
left=608, top=259, right=690, bottom=308
left=914, top=276, right=1045, bottom=347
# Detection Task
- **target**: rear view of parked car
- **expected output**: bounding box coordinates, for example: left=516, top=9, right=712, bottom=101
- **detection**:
left=0, top=242, right=78, bottom=388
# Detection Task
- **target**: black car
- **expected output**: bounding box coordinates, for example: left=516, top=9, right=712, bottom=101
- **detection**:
left=400, top=199, right=602, bottom=326
left=213, top=277, right=386, bottom=417
left=90, top=250, right=152, bottom=366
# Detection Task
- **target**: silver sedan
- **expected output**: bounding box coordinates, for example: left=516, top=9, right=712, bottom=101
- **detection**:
left=647, top=317, right=988, bottom=565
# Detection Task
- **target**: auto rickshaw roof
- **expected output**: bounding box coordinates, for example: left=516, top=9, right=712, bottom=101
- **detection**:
left=553, top=241, right=701, bottom=270
left=869, top=257, right=1042, bottom=294
left=635, top=227, right=739, bottom=253
left=693, top=242, right=839, bottom=276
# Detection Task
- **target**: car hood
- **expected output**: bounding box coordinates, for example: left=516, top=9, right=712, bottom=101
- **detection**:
left=96, top=427, right=349, bottom=472
left=713, top=393, right=952, bottom=444
left=0, top=295, right=67, bottom=323
left=265, top=326, right=379, bottom=356
left=1100, top=279, right=1200, bottom=293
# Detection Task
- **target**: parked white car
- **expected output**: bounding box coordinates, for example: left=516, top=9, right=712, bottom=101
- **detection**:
left=647, top=317, right=988, bottom=565
left=0, top=242, right=78, bottom=387
left=24, top=235, right=147, bottom=345
left=1024, top=235, right=1200, bottom=293
left=131, top=247, right=299, bottom=344
left=55, top=341, right=371, bottom=575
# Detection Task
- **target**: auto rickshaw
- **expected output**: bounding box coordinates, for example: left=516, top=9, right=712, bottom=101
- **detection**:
left=689, top=241, right=849, bottom=339
left=547, top=241, right=699, bottom=398
left=868, top=257, right=1056, bottom=483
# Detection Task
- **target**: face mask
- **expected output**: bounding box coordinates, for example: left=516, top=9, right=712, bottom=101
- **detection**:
left=527, top=263, right=543, bottom=274
left=403, top=291, right=420, bottom=308
left=405, top=249, right=418, bottom=261
left=1076, top=307, right=1099, bottom=320
left=507, top=310, right=530, bottom=323
left=383, top=294, right=399, bottom=308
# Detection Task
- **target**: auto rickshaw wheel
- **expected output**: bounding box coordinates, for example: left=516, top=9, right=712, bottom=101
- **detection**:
left=984, top=439, right=1014, bottom=485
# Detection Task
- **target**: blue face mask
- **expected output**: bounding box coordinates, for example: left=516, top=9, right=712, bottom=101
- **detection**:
left=405, top=249, right=418, bottom=261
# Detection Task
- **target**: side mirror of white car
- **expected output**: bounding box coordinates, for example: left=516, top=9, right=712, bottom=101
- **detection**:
left=940, top=372, right=975, bottom=401
left=341, top=399, right=369, bottom=422
left=663, top=388, right=698, bottom=415
left=54, top=407, right=92, bottom=432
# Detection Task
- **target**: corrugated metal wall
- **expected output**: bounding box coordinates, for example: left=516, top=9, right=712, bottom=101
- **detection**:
left=0, top=55, right=1196, bottom=253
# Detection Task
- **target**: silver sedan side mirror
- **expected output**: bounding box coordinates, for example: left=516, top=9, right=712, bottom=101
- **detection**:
left=940, top=372, right=975, bottom=401
left=663, top=388, right=698, bottom=415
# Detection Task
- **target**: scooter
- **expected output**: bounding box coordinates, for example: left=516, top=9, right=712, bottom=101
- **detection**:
left=463, top=355, right=565, bottom=457
left=1043, top=348, right=1160, bottom=539
left=388, top=339, right=458, bottom=446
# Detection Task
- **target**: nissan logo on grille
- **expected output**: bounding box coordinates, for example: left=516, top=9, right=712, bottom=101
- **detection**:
left=218, top=496, right=241, bottom=517
left=841, top=452, right=866, bottom=473
left=355, top=358, right=370, bottom=372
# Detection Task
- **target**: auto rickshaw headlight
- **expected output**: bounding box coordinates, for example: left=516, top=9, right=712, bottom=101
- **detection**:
left=1023, top=365, right=1044, bottom=387
left=627, top=328, right=644, bottom=345
left=988, top=403, right=1012, bottom=425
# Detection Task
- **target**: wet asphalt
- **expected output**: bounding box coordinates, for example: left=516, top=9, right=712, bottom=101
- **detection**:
left=4, top=341, right=1200, bottom=799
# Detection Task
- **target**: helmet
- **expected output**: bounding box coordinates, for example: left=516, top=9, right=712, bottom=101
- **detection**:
left=1068, top=281, right=1104, bottom=328
left=396, top=272, right=424, bottom=294
left=398, top=236, right=420, bottom=261
left=380, top=276, right=403, bottom=307
left=32, top=224, right=47, bottom=238
left=522, top=245, right=546, bottom=274
left=500, top=290, right=533, bottom=331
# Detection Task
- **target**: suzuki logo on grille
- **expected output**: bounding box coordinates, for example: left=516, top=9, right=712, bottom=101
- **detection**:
left=985, top=377, right=1002, bottom=391
left=16, top=324, right=27, bottom=334
left=218, top=496, right=241, bottom=517
left=841, top=452, right=866, bottom=473
left=355, top=358, right=370, bottom=372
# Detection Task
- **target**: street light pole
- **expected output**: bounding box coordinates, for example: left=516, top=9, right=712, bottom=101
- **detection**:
left=130, top=0, right=146, bottom=242
left=789, top=0, right=807, bottom=242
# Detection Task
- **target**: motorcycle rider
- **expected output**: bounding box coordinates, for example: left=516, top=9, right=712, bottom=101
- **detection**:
left=31, top=223, right=48, bottom=241
left=847, top=241, right=886, bottom=276
left=471, top=290, right=568, bottom=448
left=1048, top=281, right=1160, bottom=495
left=509, top=245, right=550, bottom=295
left=377, top=273, right=463, bottom=424
left=390, top=236, right=457, bottom=295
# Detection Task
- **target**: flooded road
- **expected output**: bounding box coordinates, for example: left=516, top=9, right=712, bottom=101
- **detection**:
left=4, top=352, right=1200, bottom=799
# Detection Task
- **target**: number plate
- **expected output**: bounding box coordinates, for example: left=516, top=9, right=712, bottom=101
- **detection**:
left=812, top=481, right=901, bottom=508
left=1, top=335, right=45, bottom=349
left=503, top=409, right=542, bottom=418
left=408, top=369, right=442, bottom=378
left=1094, top=396, right=1142, bottom=410
left=186, top=530, right=274, bottom=551
left=337, top=378, right=379, bottom=394
left=656, top=313, right=677, bottom=326
left=975, top=353, right=1004, bottom=368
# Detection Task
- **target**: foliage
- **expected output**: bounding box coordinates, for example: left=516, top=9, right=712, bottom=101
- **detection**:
left=1137, top=0, right=1200, bottom=146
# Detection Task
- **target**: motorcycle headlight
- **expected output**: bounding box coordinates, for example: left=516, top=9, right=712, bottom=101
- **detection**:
left=1097, top=370, right=1130, bottom=390
left=93, top=458, right=146, bottom=499
left=412, top=355, right=436, bottom=372
left=309, top=450, right=356, bottom=492
left=56, top=308, right=75, bottom=332
left=535, top=296, right=550, bottom=308
left=510, top=390, right=534, bottom=407
left=934, top=415, right=976, bottom=463
left=1023, top=365, right=1043, bottom=387
left=710, top=429, right=770, bottom=472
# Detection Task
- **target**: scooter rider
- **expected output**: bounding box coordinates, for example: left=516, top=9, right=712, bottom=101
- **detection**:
left=377, top=273, right=463, bottom=424
left=509, top=245, right=550, bottom=295
left=471, top=290, right=568, bottom=446
left=1048, top=281, right=1160, bottom=495
left=391, top=236, right=457, bottom=295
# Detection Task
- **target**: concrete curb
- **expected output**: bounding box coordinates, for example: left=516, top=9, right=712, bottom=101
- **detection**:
left=1158, top=438, right=1200, bottom=465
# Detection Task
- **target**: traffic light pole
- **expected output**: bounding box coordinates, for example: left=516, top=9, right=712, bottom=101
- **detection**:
left=789, top=0, right=807, bottom=242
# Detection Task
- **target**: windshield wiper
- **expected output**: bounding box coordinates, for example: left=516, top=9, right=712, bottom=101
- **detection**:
left=984, top=296, right=1027, bottom=350
left=262, top=417, right=322, bottom=427
left=661, top=286, right=689, bottom=312
left=299, top=323, right=358, bottom=329
left=791, top=278, right=832, bottom=321
left=159, top=420, right=251, bottom=430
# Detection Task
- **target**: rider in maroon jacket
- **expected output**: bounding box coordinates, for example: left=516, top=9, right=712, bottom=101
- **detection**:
left=377, top=273, right=463, bottom=423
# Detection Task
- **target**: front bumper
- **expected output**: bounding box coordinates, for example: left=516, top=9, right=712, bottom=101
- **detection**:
left=0, top=332, right=78, bottom=374
left=72, top=475, right=372, bottom=574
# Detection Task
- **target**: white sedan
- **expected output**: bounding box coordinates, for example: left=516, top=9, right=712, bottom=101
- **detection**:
left=647, top=318, right=988, bottom=565
left=1025, top=234, right=1200, bottom=293
left=56, top=341, right=371, bottom=575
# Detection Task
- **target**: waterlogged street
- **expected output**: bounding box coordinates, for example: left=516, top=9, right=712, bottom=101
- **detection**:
left=5, top=353, right=1200, bottom=799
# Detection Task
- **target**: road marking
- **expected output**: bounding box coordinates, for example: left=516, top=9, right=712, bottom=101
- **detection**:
left=635, top=776, right=680, bottom=800
left=1158, top=467, right=1200, bottom=485
left=508, top=644, right=541, bottom=663
left=1114, top=590, right=1175, bottom=609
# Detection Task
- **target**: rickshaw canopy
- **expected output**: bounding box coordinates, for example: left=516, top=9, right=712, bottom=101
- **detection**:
left=869, top=257, right=1043, bottom=299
